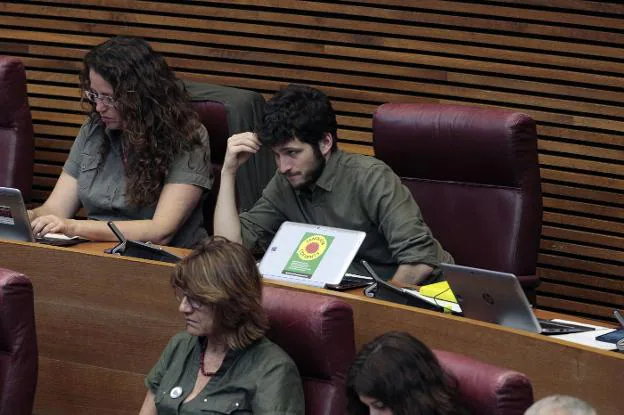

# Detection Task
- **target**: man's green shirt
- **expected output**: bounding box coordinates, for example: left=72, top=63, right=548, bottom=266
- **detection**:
left=240, top=150, right=452, bottom=269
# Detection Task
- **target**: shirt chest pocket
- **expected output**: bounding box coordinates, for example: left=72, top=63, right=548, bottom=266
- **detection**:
left=200, top=392, right=252, bottom=414
left=78, top=155, right=100, bottom=190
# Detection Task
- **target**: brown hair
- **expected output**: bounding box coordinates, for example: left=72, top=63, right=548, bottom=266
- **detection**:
left=347, top=331, right=469, bottom=415
left=171, top=237, right=268, bottom=349
left=80, top=36, right=202, bottom=207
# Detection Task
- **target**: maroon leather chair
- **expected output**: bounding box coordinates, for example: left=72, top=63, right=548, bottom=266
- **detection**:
left=373, top=103, right=542, bottom=302
left=0, top=56, right=34, bottom=202
left=435, top=349, right=534, bottom=415
left=263, top=287, right=355, bottom=415
left=0, top=268, right=38, bottom=415
left=186, top=81, right=276, bottom=234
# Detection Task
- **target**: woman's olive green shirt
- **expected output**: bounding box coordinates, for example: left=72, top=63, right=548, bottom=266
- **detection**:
left=63, top=118, right=213, bottom=248
left=145, top=333, right=305, bottom=415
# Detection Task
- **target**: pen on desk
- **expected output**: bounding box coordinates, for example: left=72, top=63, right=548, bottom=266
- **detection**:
left=613, top=310, right=624, bottom=328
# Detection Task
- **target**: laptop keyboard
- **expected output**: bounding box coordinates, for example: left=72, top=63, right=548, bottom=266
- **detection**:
left=343, top=273, right=372, bottom=282
left=538, top=319, right=595, bottom=334
left=36, top=236, right=84, bottom=247
left=325, top=274, right=373, bottom=291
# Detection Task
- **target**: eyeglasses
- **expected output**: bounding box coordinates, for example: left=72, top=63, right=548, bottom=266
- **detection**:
left=175, top=289, right=203, bottom=310
left=84, top=90, right=116, bottom=107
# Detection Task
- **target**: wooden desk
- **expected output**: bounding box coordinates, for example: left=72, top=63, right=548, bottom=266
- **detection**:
left=1, top=240, right=622, bottom=414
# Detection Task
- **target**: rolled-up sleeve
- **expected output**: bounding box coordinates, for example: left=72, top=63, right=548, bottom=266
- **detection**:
left=144, top=335, right=179, bottom=394
left=165, top=124, right=213, bottom=190
left=63, top=120, right=94, bottom=178
left=362, top=163, right=451, bottom=266
left=252, top=358, right=305, bottom=414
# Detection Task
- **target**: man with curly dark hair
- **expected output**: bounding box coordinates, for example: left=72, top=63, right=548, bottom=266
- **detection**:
left=214, top=84, right=451, bottom=285
left=28, top=36, right=212, bottom=248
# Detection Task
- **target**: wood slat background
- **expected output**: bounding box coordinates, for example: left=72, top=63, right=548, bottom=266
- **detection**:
left=1, top=0, right=622, bottom=322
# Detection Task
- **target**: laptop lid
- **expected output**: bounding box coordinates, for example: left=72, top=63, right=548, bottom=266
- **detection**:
left=0, top=187, right=35, bottom=242
left=441, top=263, right=542, bottom=333
left=258, top=221, right=366, bottom=288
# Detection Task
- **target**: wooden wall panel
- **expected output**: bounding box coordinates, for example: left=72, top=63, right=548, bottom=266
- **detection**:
left=0, top=0, right=622, bottom=322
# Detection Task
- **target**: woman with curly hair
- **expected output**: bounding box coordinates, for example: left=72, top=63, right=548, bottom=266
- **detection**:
left=28, top=36, right=212, bottom=247
left=346, top=331, right=470, bottom=415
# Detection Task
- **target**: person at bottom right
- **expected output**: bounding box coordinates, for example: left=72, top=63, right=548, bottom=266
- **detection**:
left=346, top=331, right=469, bottom=415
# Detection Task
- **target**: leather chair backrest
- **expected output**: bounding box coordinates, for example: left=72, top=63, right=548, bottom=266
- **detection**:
left=263, top=286, right=355, bottom=415
left=192, top=100, right=230, bottom=166
left=0, top=56, right=34, bottom=202
left=0, top=268, right=38, bottom=415
left=187, top=81, right=276, bottom=234
left=373, top=103, right=542, bottom=277
left=435, top=349, right=534, bottom=415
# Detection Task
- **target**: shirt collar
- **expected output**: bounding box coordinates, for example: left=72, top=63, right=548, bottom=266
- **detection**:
left=195, top=336, right=254, bottom=380
left=295, top=149, right=342, bottom=195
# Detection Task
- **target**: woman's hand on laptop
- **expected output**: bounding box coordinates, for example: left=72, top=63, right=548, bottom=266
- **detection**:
left=31, top=214, right=76, bottom=238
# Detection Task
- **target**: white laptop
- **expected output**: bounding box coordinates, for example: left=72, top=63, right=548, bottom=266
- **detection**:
left=0, top=187, right=81, bottom=245
left=441, top=263, right=594, bottom=335
left=258, top=221, right=366, bottom=288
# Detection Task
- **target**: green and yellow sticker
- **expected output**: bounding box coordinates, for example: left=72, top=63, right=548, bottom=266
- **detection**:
left=283, top=232, right=335, bottom=278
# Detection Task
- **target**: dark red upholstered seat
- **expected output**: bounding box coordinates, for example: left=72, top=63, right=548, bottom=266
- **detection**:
left=263, top=287, right=355, bottom=415
left=435, top=349, right=534, bottom=415
left=0, top=268, right=38, bottom=415
left=0, top=56, right=34, bottom=202
left=373, top=103, right=542, bottom=302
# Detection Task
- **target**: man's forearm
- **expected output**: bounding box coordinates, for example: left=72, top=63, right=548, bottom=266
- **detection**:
left=390, top=263, right=434, bottom=287
left=213, top=171, right=243, bottom=243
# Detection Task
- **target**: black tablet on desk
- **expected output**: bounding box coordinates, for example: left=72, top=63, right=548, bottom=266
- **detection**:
left=361, top=260, right=446, bottom=313
left=106, top=221, right=181, bottom=264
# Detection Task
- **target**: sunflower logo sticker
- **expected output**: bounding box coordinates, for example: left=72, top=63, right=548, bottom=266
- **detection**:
left=283, top=232, right=335, bottom=278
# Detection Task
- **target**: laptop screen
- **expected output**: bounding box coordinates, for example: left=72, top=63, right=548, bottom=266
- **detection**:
left=441, top=263, right=542, bottom=333
left=0, top=187, right=35, bottom=242
left=258, top=221, right=365, bottom=287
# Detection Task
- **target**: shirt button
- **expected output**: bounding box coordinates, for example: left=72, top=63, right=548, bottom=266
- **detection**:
left=203, top=398, right=208, bottom=402
left=235, top=402, right=239, bottom=407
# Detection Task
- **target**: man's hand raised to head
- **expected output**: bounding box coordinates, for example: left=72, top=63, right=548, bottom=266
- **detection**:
left=214, top=132, right=261, bottom=243
left=221, top=132, right=262, bottom=177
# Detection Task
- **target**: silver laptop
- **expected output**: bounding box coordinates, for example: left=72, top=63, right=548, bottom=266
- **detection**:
left=259, top=221, right=366, bottom=288
left=0, top=187, right=36, bottom=242
left=0, top=187, right=81, bottom=246
left=441, top=263, right=594, bottom=335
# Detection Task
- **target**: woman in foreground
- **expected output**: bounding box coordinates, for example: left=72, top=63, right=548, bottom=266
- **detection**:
left=139, top=237, right=304, bottom=414
left=346, top=331, right=469, bottom=415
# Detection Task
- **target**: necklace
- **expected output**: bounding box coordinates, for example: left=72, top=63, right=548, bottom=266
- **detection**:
left=199, top=340, right=220, bottom=377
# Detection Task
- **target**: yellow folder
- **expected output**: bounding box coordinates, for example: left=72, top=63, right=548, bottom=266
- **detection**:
left=419, top=281, right=457, bottom=303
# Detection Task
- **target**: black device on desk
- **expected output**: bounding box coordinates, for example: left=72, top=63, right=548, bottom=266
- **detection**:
left=360, top=260, right=445, bottom=312
left=325, top=262, right=376, bottom=291
left=596, top=310, right=624, bottom=349
left=106, top=222, right=181, bottom=264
